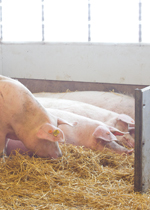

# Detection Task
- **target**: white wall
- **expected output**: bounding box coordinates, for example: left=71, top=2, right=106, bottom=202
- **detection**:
left=1, top=42, right=150, bottom=85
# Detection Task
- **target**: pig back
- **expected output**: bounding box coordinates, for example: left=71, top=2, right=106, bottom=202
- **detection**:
left=34, top=91, right=135, bottom=119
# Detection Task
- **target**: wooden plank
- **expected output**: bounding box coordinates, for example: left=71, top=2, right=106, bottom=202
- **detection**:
left=134, top=86, right=150, bottom=192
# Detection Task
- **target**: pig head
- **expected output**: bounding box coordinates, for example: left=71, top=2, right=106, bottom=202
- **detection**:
left=105, top=113, right=135, bottom=148
left=48, top=109, right=133, bottom=155
left=0, top=75, right=74, bottom=159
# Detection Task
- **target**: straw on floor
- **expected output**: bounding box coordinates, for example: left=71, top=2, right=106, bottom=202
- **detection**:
left=0, top=143, right=149, bottom=210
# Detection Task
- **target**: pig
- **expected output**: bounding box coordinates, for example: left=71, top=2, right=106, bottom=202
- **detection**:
left=34, top=97, right=135, bottom=148
left=6, top=109, right=133, bottom=156
left=33, top=91, right=135, bottom=119
left=5, top=138, right=35, bottom=157
left=0, top=75, right=75, bottom=159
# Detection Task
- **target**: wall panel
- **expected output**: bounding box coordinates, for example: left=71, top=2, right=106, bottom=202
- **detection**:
left=1, top=43, right=150, bottom=86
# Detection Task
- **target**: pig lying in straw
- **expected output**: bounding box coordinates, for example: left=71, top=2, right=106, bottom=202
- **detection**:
left=34, top=91, right=135, bottom=120
left=0, top=75, right=76, bottom=159
left=34, top=97, right=135, bottom=148
left=6, top=108, right=133, bottom=156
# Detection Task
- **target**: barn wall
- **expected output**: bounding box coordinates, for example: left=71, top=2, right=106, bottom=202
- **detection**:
left=1, top=43, right=150, bottom=86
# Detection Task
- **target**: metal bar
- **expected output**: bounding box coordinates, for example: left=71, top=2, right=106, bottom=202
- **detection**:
left=134, top=86, right=150, bottom=193
left=88, top=0, right=91, bottom=42
left=134, top=88, right=142, bottom=192
left=141, top=86, right=150, bottom=192
left=42, top=24, right=44, bottom=42
left=139, top=0, right=142, bottom=42
left=42, top=0, right=44, bottom=41
left=0, top=6, right=2, bottom=22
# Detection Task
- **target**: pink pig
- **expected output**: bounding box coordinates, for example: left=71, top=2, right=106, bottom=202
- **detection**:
left=6, top=109, right=133, bottom=156
left=34, top=91, right=135, bottom=120
left=35, top=97, right=135, bottom=148
left=0, top=75, right=74, bottom=159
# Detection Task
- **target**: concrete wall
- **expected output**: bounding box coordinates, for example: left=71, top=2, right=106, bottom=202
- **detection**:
left=1, top=42, right=150, bottom=86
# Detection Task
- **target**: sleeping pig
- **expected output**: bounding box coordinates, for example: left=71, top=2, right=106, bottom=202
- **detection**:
left=6, top=109, right=133, bottom=156
left=35, top=97, right=135, bottom=148
left=33, top=91, right=135, bottom=119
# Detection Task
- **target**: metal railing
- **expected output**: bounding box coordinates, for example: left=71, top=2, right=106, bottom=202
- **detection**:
left=0, top=0, right=144, bottom=43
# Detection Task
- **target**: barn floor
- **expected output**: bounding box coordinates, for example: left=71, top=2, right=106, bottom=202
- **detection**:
left=0, top=144, right=149, bottom=210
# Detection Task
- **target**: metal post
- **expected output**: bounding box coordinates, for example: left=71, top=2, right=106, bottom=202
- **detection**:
left=139, top=0, right=142, bottom=42
left=42, top=0, right=44, bottom=42
left=88, top=0, right=91, bottom=41
left=134, top=88, right=142, bottom=192
left=134, top=86, right=150, bottom=193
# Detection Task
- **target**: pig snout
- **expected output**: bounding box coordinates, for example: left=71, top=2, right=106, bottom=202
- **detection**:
left=106, top=141, right=133, bottom=155
left=116, top=134, right=135, bottom=148
left=34, top=140, right=63, bottom=159
left=47, top=141, right=62, bottom=159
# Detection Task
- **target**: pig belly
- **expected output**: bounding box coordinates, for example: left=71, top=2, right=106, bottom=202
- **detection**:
left=33, top=91, right=135, bottom=119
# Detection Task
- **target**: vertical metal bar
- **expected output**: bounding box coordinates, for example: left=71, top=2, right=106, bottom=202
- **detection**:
left=42, top=0, right=44, bottom=42
left=88, top=0, right=91, bottom=41
left=134, top=86, right=150, bottom=193
left=0, top=5, right=2, bottom=22
left=141, top=87, right=150, bottom=192
left=134, top=88, right=143, bottom=192
left=0, top=25, right=2, bottom=41
left=139, top=0, right=142, bottom=42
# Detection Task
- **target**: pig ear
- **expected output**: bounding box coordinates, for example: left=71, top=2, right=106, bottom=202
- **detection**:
left=37, top=123, right=60, bottom=142
left=57, top=118, right=77, bottom=127
left=93, top=125, right=117, bottom=142
left=108, top=126, right=129, bottom=136
left=118, top=114, right=135, bottom=125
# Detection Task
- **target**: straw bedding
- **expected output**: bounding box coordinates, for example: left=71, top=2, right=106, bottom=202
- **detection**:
left=0, top=144, right=149, bottom=210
